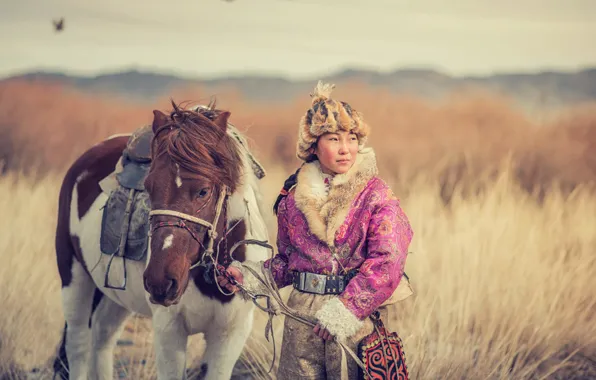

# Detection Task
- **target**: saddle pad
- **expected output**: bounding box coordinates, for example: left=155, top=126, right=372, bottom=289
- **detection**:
left=100, top=186, right=151, bottom=261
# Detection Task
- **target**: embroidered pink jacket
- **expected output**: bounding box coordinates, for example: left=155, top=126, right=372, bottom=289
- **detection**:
left=263, top=150, right=413, bottom=320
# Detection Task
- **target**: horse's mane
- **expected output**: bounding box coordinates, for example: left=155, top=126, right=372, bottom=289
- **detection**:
left=152, top=99, right=242, bottom=191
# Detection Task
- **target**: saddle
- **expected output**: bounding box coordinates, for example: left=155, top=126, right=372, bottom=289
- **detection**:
left=100, top=125, right=154, bottom=290
left=116, top=124, right=153, bottom=191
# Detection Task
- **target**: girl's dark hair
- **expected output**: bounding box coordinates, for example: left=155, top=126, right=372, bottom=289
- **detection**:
left=273, top=156, right=317, bottom=215
left=272, top=168, right=300, bottom=215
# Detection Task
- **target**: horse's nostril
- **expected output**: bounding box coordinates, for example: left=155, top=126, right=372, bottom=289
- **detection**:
left=167, top=278, right=178, bottom=295
left=144, top=274, right=178, bottom=303
left=163, top=278, right=174, bottom=294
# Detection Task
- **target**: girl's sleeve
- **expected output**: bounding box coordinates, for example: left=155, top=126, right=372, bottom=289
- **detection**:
left=338, top=190, right=413, bottom=320
left=263, top=198, right=294, bottom=289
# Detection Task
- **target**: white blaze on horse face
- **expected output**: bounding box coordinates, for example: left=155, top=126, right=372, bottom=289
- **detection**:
left=162, top=234, right=174, bottom=250
left=175, top=164, right=183, bottom=188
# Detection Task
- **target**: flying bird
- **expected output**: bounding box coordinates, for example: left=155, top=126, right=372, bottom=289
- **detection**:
left=53, top=18, right=64, bottom=32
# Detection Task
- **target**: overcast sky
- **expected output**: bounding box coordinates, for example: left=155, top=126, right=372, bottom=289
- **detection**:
left=1, top=0, right=595, bottom=79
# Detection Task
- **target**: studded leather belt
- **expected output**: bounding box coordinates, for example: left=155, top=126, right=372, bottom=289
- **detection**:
left=292, top=270, right=357, bottom=295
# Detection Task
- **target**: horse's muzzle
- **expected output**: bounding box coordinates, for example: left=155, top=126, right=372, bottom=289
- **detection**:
left=144, top=277, right=180, bottom=306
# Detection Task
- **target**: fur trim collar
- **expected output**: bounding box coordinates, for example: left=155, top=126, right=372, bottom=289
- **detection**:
left=294, top=148, right=378, bottom=247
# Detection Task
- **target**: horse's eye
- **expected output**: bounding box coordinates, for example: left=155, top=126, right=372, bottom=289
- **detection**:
left=196, top=188, right=209, bottom=199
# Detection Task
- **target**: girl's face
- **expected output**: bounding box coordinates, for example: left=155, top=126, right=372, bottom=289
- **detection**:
left=312, top=131, right=359, bottom=175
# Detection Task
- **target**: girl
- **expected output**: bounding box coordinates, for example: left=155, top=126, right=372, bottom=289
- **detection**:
left=218, top=81, right=414, bottom=379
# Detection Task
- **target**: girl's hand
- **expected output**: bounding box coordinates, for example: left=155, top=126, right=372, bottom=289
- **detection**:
left=313, top=323, right=333, bottom=341
left=216, top=266, right=244, bottom=293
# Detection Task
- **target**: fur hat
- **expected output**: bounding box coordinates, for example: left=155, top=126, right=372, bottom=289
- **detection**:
left=296, top=81, right=370, bottom=161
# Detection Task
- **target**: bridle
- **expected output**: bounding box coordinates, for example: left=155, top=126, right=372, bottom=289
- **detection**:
left=148, top=185, right=230, bottom=271
left=146, top=115, right=275, bottom=295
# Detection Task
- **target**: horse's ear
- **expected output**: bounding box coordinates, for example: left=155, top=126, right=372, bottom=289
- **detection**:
left=152, top=110, right=169, bottom=133
left=212, top=111, right=230, bottom=132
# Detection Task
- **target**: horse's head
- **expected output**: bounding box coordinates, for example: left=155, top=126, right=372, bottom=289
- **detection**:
left=142, top=102, right=242, bottom=306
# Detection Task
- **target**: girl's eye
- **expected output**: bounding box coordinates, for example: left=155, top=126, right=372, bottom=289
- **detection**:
left=196, top=188, right=209, bottom=199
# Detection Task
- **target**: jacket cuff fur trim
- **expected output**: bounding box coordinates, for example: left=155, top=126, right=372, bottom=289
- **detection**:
left=315, top=297, right=364, bottom=342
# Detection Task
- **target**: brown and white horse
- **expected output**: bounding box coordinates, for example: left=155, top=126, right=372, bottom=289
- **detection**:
left=52, top=103, right=271, bottom=380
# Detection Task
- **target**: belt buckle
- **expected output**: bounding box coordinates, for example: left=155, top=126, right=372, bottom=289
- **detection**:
left=303, top=272, right=326, bottom=295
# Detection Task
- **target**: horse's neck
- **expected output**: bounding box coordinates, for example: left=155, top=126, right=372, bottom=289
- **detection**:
left=226, top=132, right=269, bottom=243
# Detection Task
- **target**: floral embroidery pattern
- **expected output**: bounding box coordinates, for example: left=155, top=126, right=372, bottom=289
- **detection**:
left=378, top=217, right=393, bottom=236
left=264, top=177, right=414, bottom=320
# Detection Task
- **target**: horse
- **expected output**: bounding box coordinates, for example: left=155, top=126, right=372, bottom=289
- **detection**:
left=52, top=101, right=272, bottom=380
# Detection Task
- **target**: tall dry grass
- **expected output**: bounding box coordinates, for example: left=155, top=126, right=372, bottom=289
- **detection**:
left=1, top=164, right=595, bottom=379
left=0, top=80, right=595, bottom=379
left=393, top=169, right=596, bottom=379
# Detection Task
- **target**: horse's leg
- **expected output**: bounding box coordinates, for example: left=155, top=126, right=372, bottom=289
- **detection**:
left=200, top=302, right=255, bottom=380
left=152, top=311, right=189, bottom=380
left=89, top=296, right=131, bottom=380
left=52, top=323, right=70, bottom=379
left=58, top=260, right=97, bottom=380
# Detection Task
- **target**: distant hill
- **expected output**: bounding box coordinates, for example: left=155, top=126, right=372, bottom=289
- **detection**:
left=3, top=67, right=596, bottom=109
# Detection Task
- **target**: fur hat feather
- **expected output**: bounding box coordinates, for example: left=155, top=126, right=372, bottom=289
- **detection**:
left=310, top=80, right=336, bottom=104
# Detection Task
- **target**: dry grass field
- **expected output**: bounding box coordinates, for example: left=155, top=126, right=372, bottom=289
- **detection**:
left=0, top=80, right=595, bottom=379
